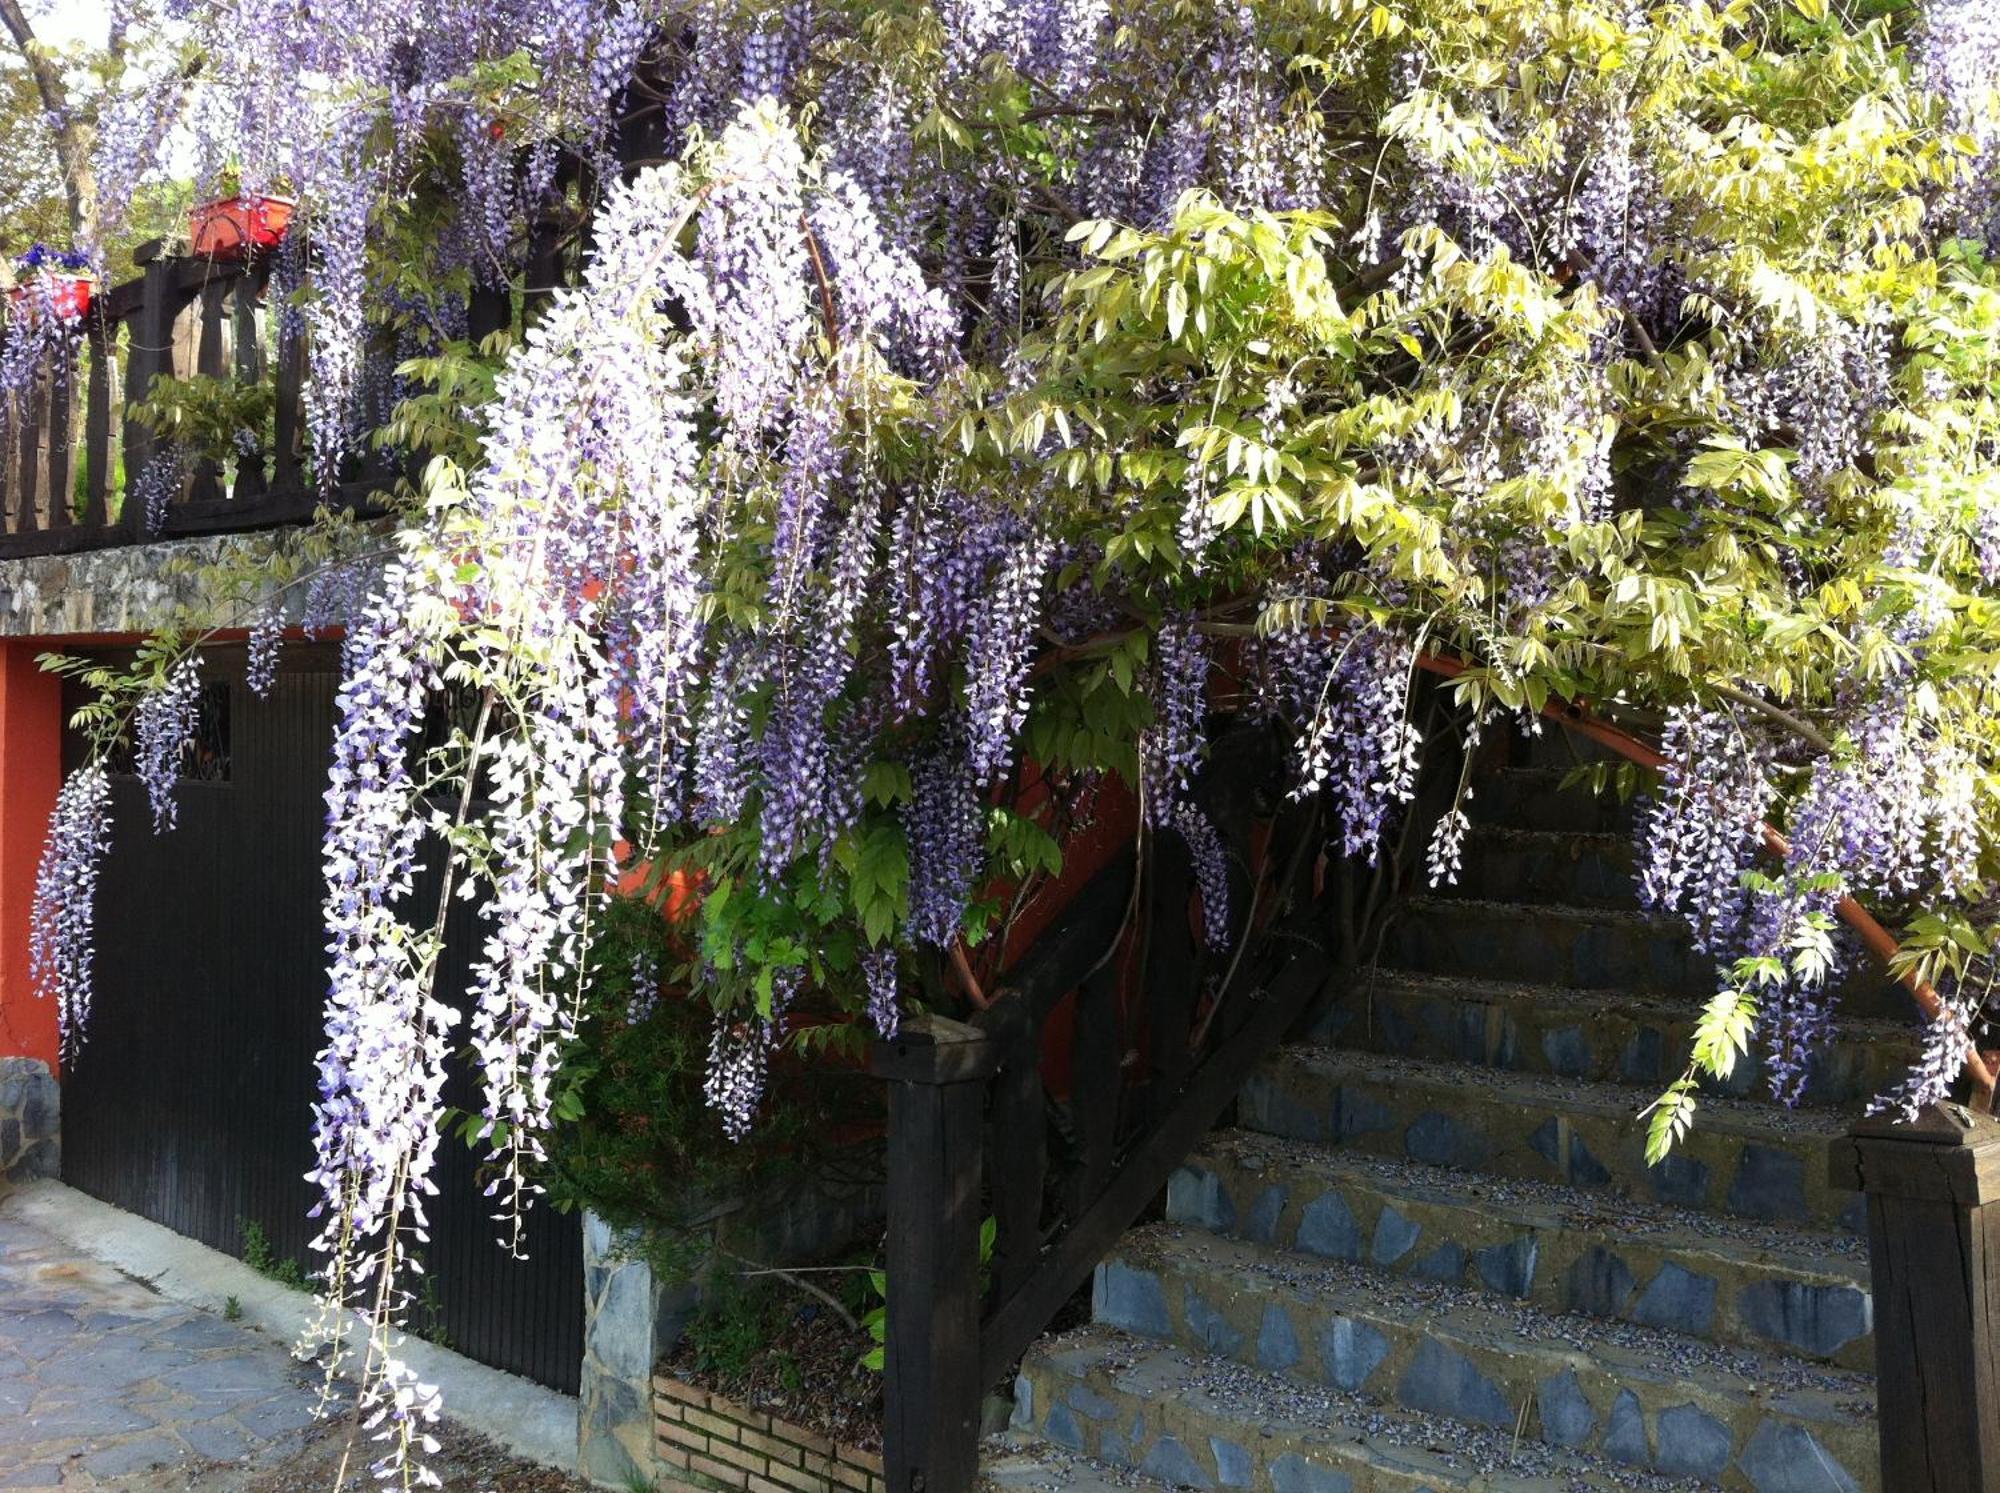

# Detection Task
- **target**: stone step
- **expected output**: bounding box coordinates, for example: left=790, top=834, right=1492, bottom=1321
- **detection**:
left=1475, top=768, right=1637, bottom=834
left=1310, top=972, right=1917, bottom=1110
left=1239, top=1050, right=1862, bottom=1233
left=1014, top=1324, right=1741, bottom=1492
left=1093, top=1227, right=1877, bottom=1491
left=1381, top=897, right=1709, bottom=995
left=1442, top=827, right=1639, bottom=910
left=1167, top=1132, right=1873, bottom=1369
left=980, top=1436, right=1183, bottom=1492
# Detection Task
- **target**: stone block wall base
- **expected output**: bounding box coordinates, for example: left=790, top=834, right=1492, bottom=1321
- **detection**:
left=0, top=1057, right=58, bottom=1182
left=654, top=1375, right=884, bottom=1493
left=581, top=1211, right=670, bottom=1486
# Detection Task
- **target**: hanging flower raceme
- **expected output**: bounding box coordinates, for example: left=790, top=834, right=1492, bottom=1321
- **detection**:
left=133, top=656, right=203, bottom=833
left=1293, top=625, right=1423, bottom=863
left=1636, top=706, right=1771, bottom=957
left=28, top=766, right=113, bottom=1057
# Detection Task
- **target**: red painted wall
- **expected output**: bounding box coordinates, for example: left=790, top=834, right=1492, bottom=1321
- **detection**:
left=0, top=642, right=63, bottom=1069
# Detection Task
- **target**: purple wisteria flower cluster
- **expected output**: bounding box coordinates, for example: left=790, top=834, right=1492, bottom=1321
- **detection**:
left=1637, top=706, right=1772, bottom=956
left=28, top=766, right=111, bottom=1057
left=133, top=656, right=203, bottom=833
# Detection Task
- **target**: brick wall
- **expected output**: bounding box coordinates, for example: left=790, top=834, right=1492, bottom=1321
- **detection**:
left=654, top=1376, right=885, bottom=1493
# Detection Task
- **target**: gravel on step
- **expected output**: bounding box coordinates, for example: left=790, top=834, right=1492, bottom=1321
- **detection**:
left=1115, top=1222, right=1875, bottom=1406
left=1196, top=1129, right=1867, bottom=1264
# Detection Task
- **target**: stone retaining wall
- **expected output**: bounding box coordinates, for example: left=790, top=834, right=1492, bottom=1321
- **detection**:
left=654, top=1376, right=884, bottom=1493
left=0, top=1057, right=58, bottom=1181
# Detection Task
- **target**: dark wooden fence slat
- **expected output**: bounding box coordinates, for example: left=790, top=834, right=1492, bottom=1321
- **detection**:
left=232, top=276, right=267, bottom=501
left=81, top=321, right=112, bottom=529
left=14, top=366, right=42, bottom=533
left=270, top=306, right=304, bottom=495
left=121, top=254, right=180, bottom=536
left=985, top=1002, right=1047, bottom=1307
left=188, top=277, right=228, bottom=504
left=45, top=349, right=72, bottom=528
left=1145, top=835, right=1199, bottom=1124
left=1067, top=961, right=1123, bottom=1221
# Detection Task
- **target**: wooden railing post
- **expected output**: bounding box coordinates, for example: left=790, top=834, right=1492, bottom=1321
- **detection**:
left=120, top=247, right=179, bottom=534
left=1834, top=1102, right=2000, bottom=1492
left=873, top=1013, right=1000, bottom=1493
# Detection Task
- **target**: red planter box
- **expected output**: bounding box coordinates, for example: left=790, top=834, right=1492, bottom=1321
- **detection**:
left=9, top=273, right=93, bottom=321
left=189, top=194, right=296, bottom=260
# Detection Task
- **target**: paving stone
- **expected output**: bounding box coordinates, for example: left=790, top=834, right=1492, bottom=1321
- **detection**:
left=1566, top=1246, right=1637, bottom=1318
left=0, top=1207, right=365, bottom=1488
left=1371, top=1205, right=1420, bottom=1266
left=1242, top=1186, right=1287, bottom=1247
left=1406, top=1110, right=1487, bottom=1170
left=1269, top=1454, right=1353, bottom=1493
left=1295, top=1193, right=1360, bottom=1262
left=1095, top=1262, right=1173, bottom=1339
left=1537, top=1369, right=1595, bottom=1448
left=1397, top=1338, right=1512, bottom=1428
left=1542, top=1026, right=1592, bottom=1077
left=1647, top=1152, right=1712, bottom=1208
left=79, top=1434, right=184, bottom=1477
left=1255, top=1304, right=1301, bottom=1373
left=1043, top=1402, right=1084, bottom=1451
left=1603, top=1389, right=1650, bottom=1466
left=0, top=1466, right=61, bottom=1488
left=1737, top=1418, right=1863, bottom=1492
left=1738, top=1281, right=1872, bottom=1358
left=1475, top=1235, right=1538, bottom=1298
left=1655, top=1402, right=1732, bottom=1480
left=1169, top=1168, right=1237, bottom=1235
left=1410, top=1241, right=1465, bottom=1283
left=14, top=1398, right=157, bottom=1437
left=1067, top=1384, right=1117, bottom=1422
left=1184, top=1292, right=1246, bottom=1357
left=1140, top=1435, right=1213, bottom=1488
left=1209, top=1435, right=1253, bottom=1488
left=1316, top=1317, right=1387, bottom=1392
left=1630, top=1262, right=1718, bottom=1337
left=1729, top=1147, right=1809, bottom=1223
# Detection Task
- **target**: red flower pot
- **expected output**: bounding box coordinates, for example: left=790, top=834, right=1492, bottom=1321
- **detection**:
left=9, top=273, right=93, bottom=321
left=189, top=194, right=296, bottom=260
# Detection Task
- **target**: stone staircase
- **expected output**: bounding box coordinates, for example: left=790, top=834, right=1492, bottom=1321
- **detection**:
left=993, top=736, right=1891, bottom=1491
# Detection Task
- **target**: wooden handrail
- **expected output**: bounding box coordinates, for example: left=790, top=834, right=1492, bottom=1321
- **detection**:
left=1417, top=652, right=1997, bottom=1108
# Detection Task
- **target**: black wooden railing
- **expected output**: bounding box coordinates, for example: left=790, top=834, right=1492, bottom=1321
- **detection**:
left=0, top=244, right=321, bottom=558
left=873, top=724, right=1337, bottom=1491
left=0, top=125, right=643, bottom=562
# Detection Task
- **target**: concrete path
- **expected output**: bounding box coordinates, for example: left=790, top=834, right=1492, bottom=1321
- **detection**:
left=0, top=1208, right=328, bottom=1488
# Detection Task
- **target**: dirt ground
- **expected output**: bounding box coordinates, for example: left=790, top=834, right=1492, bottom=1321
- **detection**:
left=119, top=1416, right=597, bottom=1492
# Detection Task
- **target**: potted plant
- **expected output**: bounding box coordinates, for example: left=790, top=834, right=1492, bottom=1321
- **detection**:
left=189, top=175, right=295, bottom=260
left=10, top=244, right=94, bottom=320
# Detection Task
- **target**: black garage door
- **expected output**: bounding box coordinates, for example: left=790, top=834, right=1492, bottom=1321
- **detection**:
left=59, top=644, right=583, bottom=1392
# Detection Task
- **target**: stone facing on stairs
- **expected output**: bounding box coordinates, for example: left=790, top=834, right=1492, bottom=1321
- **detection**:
left=1087, top=1226, right=1874, bottom=1483
left=995, top=756, right=1887, bottom=1492
left=1011, top=1325, right=1801, bottom=1491
left=1312, top=974, right=1917, bottom=1108
left=1239, top=1051, right=1863, bottom=1233
left=1167, top=1135, right=1872, bottom=1369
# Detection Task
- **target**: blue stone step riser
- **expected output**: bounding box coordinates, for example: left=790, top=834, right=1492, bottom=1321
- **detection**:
left=1093, top=1252, right=1877, bottom=1492
left=1443, top=833, right=1639, bottom=909
left=1167, top=1155, right=1873, bottom=1368
left=1314, top=986, right=1915, bottom=1110
left=1382, top=903, right=1709, bottom=994
left=1016, top=1332, right=1711, bottom=1493
left=1475, top=772, right=1636, bottom=834
left=1241, top=1056, right=1863, bottom=1233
